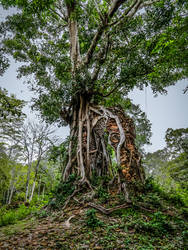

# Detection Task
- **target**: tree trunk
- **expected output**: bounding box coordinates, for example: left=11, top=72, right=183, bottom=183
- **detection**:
left=62, top=97, right=145, bottom=200
left=29, top=160, right=41, bottom=202
left=7, top=167, right=16, bottom=204
left=38, top=176, right=41, bottom=199
left=29, top=181, right=35, bottom=202
left=25, top=163, right=32, bottom=202
left=42, top=185, right=45, bottom=199
left=8, top=184, right=15, bottom=205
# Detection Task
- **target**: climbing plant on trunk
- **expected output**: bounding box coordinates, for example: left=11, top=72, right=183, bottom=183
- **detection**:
left=0, top=0, right=187, bottom=198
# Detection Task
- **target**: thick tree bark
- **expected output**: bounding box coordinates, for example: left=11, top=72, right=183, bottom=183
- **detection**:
left=62, top=97, right=145, bottom=199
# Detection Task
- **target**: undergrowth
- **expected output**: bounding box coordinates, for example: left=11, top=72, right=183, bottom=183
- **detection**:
left=48, top=174, right=77, bottom=209
left=85, top=209, right=104, bottom=228
left=1, top=177, right=187, bottom=249
left=0, top=197, right=48, bottom=227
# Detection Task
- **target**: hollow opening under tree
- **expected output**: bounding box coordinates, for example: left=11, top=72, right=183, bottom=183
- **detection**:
left=61, top=95, right=145, bottom=201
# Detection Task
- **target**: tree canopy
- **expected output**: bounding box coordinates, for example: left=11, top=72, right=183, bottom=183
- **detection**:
left=0, top=0, right=187, bottom=124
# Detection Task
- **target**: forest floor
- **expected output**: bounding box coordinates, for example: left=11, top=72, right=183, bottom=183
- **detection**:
left=0, top=184, right=188, bottom=249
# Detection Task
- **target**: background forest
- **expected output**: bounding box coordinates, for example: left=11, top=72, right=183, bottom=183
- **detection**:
left=0, top=0, right=188, bottom=249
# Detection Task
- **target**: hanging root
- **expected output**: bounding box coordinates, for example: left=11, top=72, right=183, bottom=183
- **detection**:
left=88, top=201, right=157, bottom=215
left=63, top=186, right=81, bottom=210
left=63, top=110, right=77, bottom=181
left=62, top=103, right=143, bottom=206
left=77, top=96, right=86, bottom=180
left=88, top=202, right=132, bottom=215
left=63, top=177, right=94, bottom=210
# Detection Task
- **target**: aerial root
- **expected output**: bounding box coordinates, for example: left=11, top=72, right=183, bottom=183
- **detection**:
left=88, top=202, right=132, bottom=215
left=62, top=187, right=81, bottom=210
left=87, top=202, right=157, bottom=215
left=62, top=178, right=93, bottom=210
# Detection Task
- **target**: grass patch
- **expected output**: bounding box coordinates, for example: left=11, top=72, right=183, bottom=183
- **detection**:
left=0, top=197, right=48, bottom=227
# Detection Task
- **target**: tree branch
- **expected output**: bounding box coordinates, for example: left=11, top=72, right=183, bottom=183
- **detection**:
left=102, top=80, right=123, bottom=97
left=93, top=0, right=105, bottom=22
left=109, top=0, right=143, bottom=27
left=91, top=34, right=110, bottom=82
left=108, top=0, right=126, bottom=18
left=56, top=0, right=68, bottom=21
left=140, top=0, right=161, bottom=8
left=49, top=7, right=68, bottom=22
left=84, top=0, right=127, bottom=66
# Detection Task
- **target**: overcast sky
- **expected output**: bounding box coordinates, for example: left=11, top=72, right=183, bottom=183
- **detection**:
left=0, top=6, right=188, bottom=153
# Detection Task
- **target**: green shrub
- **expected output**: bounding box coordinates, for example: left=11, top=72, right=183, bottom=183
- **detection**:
left=144, top=177, right=186, bottom=207
left=0, top=209, right=16, bottom=226
left=85, top=209, right=103, bottom=228
left=91, top=174, right=111, bottom=187
left=35, top=210, right=49, bottom=218
left=47, top=174, right=77, bottom=209
left=182, top=230, right=188, bottom=246
left=0, top=196, right=48, bottom=227
left=180, top=207, right=188, bottom=219
left=130, top=212, right=174, bottom=236
left=96, top=186, right=109, bottom=203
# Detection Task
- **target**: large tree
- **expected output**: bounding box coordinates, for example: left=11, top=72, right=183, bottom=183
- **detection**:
left=0, top=0, right=187, bottom=199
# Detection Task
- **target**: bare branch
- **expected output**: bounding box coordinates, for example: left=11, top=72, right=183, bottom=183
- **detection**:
left=183, top=85, right=188, bottom=94
left=126, top=0, right=143, bottom=18
left=49, top=7, right=68, bottom=22
left=93, top=0, right=105, bottom=22
left=84, top=25, right=105, bottom=65
left=108, top=0, right=126, bottom=18
left=109, top=0, right=142, bottom=27
left=84, top=0, right=127, bottom=66
left=91, top=34, right=110, bottom=82
left=140, top=0, right=161, bottom=8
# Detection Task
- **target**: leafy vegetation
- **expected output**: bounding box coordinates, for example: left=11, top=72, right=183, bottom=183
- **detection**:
left=0, top=0, right=187, bottom=249
left=0, top=178, right=187, bottom=249
left=144, top=128, right=188, bottom=206
left=0, top=198, right=48, bottom=227
left=85, top=209, right=104, bottom=228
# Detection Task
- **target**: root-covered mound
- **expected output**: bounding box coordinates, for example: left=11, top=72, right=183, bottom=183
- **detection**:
left=0, top=180, right=187, bottom=250
left=63, top=101, right=145, bottom=199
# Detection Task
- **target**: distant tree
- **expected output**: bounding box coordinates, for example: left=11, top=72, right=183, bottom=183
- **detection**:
left=0, top=88, right=25, bottom=153
left=167, top=153, right=188, bottom=188
left=143, top=148, right=169, bottom=176
left=20, top=122, right=56, bottom=202
left=165, top=128, right=188, bottom=194
left=0, top=88, right=26, bottom=204
left=165, top=128, right=188, bottom=158
left=144, top=128, right=188, bottom=204
left=127, top=101, right=152, bottom=153
left=0, top=0, right=187, bottom=198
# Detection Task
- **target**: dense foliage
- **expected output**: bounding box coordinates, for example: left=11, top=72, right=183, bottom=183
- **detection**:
left=0, top=0, right=187, bottom=124
left=144, top=128, right=188, bottom=205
